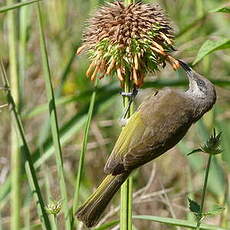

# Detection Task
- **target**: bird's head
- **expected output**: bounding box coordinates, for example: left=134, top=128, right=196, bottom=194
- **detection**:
left=178, top=59, right=216, bottom=100
left=177, top=59, right=216, bottom=120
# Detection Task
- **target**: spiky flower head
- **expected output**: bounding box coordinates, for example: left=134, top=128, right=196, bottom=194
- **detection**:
left=77, top=1, right=179, bottom=87
left=188, top=129, right=223, bottom=156
left=201, top=129, right=223, bottom=155
left=45, top=199, right=63, bottom=216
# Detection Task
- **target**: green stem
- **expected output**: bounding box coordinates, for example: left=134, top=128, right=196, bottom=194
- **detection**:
left=19, top=0, right=29, bottom=111
left=120, top=77, right=134, bottom=230
left=52, top=215, right=58, bottom=230
left=1, top=62, right=51, bottom=229
left=196, top=155, right=213, bottom=230
left=72, top=80, right=97, bottom=228
left=7, top=1, right=20, bottom=229
left=195, top=0, right=204, bottom=17
left=36, top=2, right=71, bottom=229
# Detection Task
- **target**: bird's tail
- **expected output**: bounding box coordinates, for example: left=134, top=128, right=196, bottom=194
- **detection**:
left=76, top=172, right=130, bottom=227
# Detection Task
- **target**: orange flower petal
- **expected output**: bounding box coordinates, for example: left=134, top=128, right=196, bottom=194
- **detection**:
left=76, top=45, right=87, bottom=55
left=86, top=62, right=96, bottom=77
left=106, top=59, right=116, bottom=75
left=91, top=64, right=100, bottom=81
left=134, top=54, right=139, bottom=70
left=150, top=47, right=166, bottom=56
left=167, top=55, right=180, bottom=70
left=152, top=41, right=164, bottom=51
left=116, top=68, right=124, bottom=81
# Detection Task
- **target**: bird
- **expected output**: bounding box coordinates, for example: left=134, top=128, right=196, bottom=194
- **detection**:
left=76, top=60, right=216, bottom=227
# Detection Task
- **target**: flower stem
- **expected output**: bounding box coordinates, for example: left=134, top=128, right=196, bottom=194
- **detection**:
left=120, top=76, right=134, bottom=230
left=36, top=2, right=71, bottom=229
left=72, top=80, right=97, bottom=229
left=52, top=215, right=58, bottom=230
left=7, top=1, right=21, bottom=229
left=196, top=154, right=213, bottom=230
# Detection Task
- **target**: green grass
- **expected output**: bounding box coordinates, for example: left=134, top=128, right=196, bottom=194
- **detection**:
left=0, top=0, right=229, bottom=230
left=72, top=80, right=98, bottom=227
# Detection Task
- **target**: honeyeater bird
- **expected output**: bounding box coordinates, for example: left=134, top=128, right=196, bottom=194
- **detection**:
left=76, top=60, right=216, bottom=227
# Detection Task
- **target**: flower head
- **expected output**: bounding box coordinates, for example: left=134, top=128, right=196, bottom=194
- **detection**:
left=46, top=199, right=63, bottom=216
left=201, top=129, right=223, bottom=155
left=77, top=1, right=179, bottom=87
left=188, top=129, right=223, bottom=156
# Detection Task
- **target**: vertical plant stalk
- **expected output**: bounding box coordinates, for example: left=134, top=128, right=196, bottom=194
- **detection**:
left=196, top=0, right=204, bottom=17
left=7, top=1, right=20, bottom=229
left=1, top=62, right=51, bottom=230
left=120, top=1, right=135, bottom=229
left=36, top=2, right=71, bottom=230
left=44, top=166, right=57, bottom=230
left=120, top=1, right=135, bottom=228
left=19, top=0, right=29, bottom=110
left=51, top=215, right=58, bottom=230
left=72, top=81, right=97, bottom=227
left=120, top=76, right=134, bottom=230
left=196, top=155, right=212, bottom=230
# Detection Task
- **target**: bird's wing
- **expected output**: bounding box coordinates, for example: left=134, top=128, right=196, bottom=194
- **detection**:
left=104, top=110, right=146, bottom=174
left=124, top=89, right=194, bottom=170
left=104, top=89, right=194, bottom=175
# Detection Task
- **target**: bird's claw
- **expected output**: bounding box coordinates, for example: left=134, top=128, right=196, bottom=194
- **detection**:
left=120, top=87, right=138, bottom=99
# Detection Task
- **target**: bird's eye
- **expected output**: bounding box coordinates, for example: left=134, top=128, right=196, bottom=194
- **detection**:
left=197, top=79, right=205, bottom=87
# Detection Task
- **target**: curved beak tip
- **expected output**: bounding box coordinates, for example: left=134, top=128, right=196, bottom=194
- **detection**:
left=177, top=59, right=192, bottom=73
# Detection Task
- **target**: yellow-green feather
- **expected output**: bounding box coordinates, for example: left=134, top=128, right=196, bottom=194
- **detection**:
left=104, top=111, right=146, bottom=174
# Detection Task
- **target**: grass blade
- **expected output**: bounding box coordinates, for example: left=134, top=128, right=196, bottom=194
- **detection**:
left=0, top=0, right=39, bottom=13
left=23, top=78, right=230, bottom=119
left=0, top=178, right=10, bottom=203
left=19, top=0, right=30, bottom=111
left=193, top=39, right=230, bottom=65
left=209, top=7, right=230, bottom=13
left=95, top=220, right=119, bottom=230
left=32, top=85, right=119, bottom=168
left=133, top=215, right=228, bottom=230
left=36, top=2, right=71, bottom=229
left=72, top=81, right=97, bottom=222
left=1, top=62, right=51, bottom=230
left=6, top=1, right=21, bottom=228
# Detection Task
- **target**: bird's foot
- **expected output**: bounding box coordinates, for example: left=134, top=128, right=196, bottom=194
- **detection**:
left=120, top=87, right=138, bottom=99
left=119, top=87, right=138, bottom=123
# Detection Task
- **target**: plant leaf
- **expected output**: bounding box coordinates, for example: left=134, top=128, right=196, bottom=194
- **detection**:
left=0, top=0, right=39, bottom=13
left=187, top=148, right=203, bottom=156
left=193, top=39, right=230, bottom=65
left=188, top=198, right=201, bottom=214
left=133, top=215, right=228, bottom=230
left=95, top=220, right=119, bottom=230
left=204, top=205, right=225, bottom=217
left=210, top=7, right=230, bottom=13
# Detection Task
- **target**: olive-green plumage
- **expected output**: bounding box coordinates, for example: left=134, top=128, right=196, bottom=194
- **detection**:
left=76, top=60, right=216, bottom=227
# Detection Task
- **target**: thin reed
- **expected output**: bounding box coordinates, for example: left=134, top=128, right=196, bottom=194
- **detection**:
left=0, top=0, right=229, bottom=230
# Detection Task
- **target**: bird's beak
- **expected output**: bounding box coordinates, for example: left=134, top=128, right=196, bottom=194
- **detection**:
left=177, top=59, right=193, bottom=77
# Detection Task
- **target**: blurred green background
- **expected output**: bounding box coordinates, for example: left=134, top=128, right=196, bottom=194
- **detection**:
left=0, top=0, right=229, bottom=229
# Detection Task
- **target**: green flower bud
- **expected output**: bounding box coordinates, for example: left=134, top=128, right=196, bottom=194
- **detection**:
left=201, top=129, right=223, bottom=155
left=46, top=199, right=62, bottom=215
left=188, top=129, right=223, bottom=156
